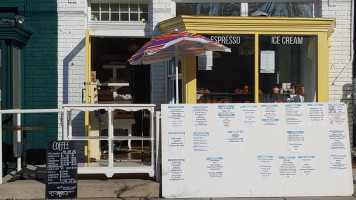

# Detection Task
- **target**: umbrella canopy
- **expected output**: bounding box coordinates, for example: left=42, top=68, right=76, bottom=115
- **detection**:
left=128, top=30, right=231, bottom=65
left=128, top=30, right=231, bottom=104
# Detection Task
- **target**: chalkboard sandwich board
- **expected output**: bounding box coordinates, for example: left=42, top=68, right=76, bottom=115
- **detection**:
left=46, top=141, right=77, bottom=199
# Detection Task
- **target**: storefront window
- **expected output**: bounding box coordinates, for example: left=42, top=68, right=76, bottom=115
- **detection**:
left=176, top=3, right=240, bottom=16
left=91, top=3, right=149, bottom=22
left=249, top=2, right=314, bottom=17
left=259, top=35, right=317, bottom=103
left=197, top=35, right=254, bottom=103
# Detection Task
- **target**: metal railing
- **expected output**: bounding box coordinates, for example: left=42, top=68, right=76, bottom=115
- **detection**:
left=0, top=104, right=159, bottom=184
left=0, top=108, right=62, bottom=184
left=62, top=104, right=157, bottom=178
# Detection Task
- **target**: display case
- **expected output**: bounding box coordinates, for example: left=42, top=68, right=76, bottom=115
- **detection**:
left=197, top=92, right=254, bottom=103
left=259, top=93, right=305, bottom=103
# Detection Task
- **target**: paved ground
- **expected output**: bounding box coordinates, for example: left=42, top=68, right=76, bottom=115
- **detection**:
left=73, top=197, right=356, bottom=200
left=1, top=169, right=356, bottom=199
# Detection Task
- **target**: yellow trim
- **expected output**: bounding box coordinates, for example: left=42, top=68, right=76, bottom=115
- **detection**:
left=158, top=16, right=336, bottom=36
left=85, top=29, right=91, bottom=104
left=254, top=34, right=259, bottom=103
left=317, top=32, right=329, bottom=102
left=182, top=56, right=197, bottom=103
left=85, top=29, right=91, bottom=162
left=158, top=16, right=335, bottom=103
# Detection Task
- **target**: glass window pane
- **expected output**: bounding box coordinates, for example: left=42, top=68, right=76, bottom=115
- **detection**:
left=130, top=4, right=138, bottom=12
left=121, top=4, right=129, bottom=12
left=140, top=13, right=148, bottom=22
left=196, top=35, right=255, bottom=103
left=249, top=2, right=313, bottom=17
left=221, top=3, right=240, bottom=16
left=121, top=13, right=129, bottom=21
left=101, top=3, right=109, bottom=11
left=111, top=4, right=119, bottom=12
left=101, top=13, right=109, bottom=21
left=176, top=3, right=240, bottom=16
left=91, top=3, right=99, bottom=11
left=139, top=4, right=148, bottom=12
left=259, top=35, right=317, bottom=103
left=130, top=13, right=138, bottom=21
left=111, top=13, right=120, bottom=21
left=91, top=12, right=100, bottom=21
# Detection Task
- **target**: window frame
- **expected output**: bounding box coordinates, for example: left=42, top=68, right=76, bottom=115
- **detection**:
left=166, top=57, right=183, bottom=104
left=157, top=15, right=334, bottom=103
left=172, top=0, right=319, bottom=17
left=89, top=0, right=149, bottom=22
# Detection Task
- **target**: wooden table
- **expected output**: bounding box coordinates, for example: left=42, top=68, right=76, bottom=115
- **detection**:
left=3, top=125, right=47, bottom=181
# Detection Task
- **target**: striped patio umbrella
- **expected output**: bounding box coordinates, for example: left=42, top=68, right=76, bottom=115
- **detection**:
left=128, top=30, right=230, bottom=65
left=128, top=30, right=231, bottom=103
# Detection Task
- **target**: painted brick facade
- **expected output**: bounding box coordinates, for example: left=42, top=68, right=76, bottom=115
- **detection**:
left=57, top=0, right=86, bottom=107
left=0, top=0, right=58, bottom=149
left=150, top=0, right=173, bottom=107
left=57, top=0, right=87, bottom=160
left=321, top=0, right=354, bottom=144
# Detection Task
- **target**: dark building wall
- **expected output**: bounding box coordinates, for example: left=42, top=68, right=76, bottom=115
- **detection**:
left=0, top=0, right=58, bottom=150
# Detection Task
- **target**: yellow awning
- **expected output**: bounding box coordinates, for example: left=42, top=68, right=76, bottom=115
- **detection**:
left=158, top=15, right=336, bottom=37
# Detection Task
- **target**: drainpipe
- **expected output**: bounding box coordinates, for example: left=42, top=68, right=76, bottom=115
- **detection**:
left=350, top=0, right=356, bottom=152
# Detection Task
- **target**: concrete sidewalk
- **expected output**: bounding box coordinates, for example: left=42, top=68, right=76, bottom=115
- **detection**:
left=1, top=169, right=356, bottom=200
left=0, top=178, right=160, bottom=199
left=76, top=198, right=356, bottom=200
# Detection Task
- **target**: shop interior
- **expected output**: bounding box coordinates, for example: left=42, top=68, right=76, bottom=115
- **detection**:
left=259, top=35, right=316, bottom=103
left=196, top=35, right=316, bottom=103
left=197, top=35, right=255, bottom=103
left=89, top=37, right=152, bottom=165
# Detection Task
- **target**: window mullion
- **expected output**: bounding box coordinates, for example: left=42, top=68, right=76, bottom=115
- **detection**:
left=90, top=2, right=149, bottom=22
left=99, top=3, right=101, bottom=21
left=241, top=3, right=248, bottom=16
left=109, top=3, right=111, bottom=21
left=127, top=4, right=131, bottom=22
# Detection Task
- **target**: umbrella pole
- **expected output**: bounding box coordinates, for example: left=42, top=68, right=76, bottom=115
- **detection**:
left=175, top=56, right=179, bottom=104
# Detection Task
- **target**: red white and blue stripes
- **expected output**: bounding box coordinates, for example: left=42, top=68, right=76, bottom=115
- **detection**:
left=128, top=30, right=231, bottom=65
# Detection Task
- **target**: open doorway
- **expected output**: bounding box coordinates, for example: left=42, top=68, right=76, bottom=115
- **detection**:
left=89, top=37, right=152, bottom=165
left=91, top=37, right=150, bottom=104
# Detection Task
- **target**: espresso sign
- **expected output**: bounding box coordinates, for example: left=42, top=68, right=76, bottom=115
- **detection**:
left=46, top=141, right=77, bottom=199
left=210, top=35, right=241, bottom=45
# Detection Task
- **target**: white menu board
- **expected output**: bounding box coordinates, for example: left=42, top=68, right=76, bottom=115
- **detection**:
left=161, top=103, right=352, bottom=198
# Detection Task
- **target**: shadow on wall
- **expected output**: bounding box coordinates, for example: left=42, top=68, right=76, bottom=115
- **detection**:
left=63, top=39, right=86, bottom=162
left=341, top=83, right=354, bottom=148
left=63, top=38, right=85, bottom=104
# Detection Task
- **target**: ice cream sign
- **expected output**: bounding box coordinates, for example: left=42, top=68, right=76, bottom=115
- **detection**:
left=271, top=36, right=303, bottom=45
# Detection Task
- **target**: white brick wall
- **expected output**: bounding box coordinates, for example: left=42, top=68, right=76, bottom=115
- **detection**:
left=322, top=0, right=354, bottom=144
left=58, top=0, right=87, bottom=143
left=58, top=0, right=87, bottom=105
left=150, top=0, right=173, bottom=106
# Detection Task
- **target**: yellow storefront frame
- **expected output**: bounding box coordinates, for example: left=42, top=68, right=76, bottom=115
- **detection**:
left=158, top=16, right=335, bottom=103
left=84, top=29, right=91, bottom=162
